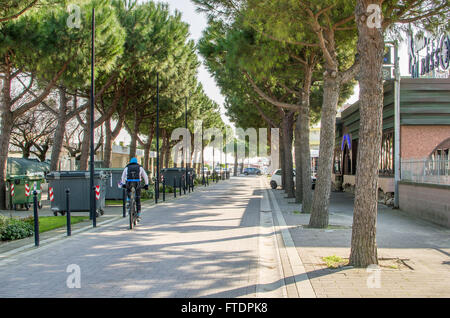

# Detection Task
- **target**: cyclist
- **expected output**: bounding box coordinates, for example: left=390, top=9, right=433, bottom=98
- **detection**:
left=120, top=157, right=149, bottom=221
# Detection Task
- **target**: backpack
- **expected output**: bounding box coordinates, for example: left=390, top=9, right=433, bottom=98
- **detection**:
left=127, top=163, right=140, bottom=181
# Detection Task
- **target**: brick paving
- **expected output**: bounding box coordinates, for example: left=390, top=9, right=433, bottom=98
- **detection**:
left=0, top=178, right=267, bottom=298
left=1, top=176, right=449, bottom=298
left=269, top=181, right=450, bottom=298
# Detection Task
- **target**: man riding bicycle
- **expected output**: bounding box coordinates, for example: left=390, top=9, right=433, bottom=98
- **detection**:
left=120, top=157, right=149, bottom=221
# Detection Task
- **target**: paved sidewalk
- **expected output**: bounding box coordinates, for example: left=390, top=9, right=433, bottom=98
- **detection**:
left=0, top=177, right=269, bottom=298
left=267, top=179, right=450, bottom=298
left=0, top=182, right=215, bottom=257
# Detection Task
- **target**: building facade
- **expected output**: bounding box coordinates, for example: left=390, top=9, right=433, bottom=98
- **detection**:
left=332, top=78, right=450, bottom=227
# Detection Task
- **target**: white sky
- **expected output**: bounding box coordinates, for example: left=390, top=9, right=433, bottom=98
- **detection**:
left=117, top=0, right=228, bottom=145
left=118, top=1, right=427, bottom=164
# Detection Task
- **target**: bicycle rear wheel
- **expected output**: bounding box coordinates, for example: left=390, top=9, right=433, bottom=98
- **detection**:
left=129, top=188, right=136, bottom=230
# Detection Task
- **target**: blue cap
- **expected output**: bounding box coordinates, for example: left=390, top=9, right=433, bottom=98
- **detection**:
left=130, top=157, right=138, bottom=164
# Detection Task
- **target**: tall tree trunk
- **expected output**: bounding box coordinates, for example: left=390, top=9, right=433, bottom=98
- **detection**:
left=143, top=132, right=154, bottom=172
left=309, top=76, right=340, bottom=228
left=129, top=113, right=142, bottom=161
left=280, top=134, right=285, bottom=189
left=298, top=64, right=314, bottom=213
left=298, top=103, right=313, bottom=213
left=79, top=125, right=90, bottom=171
left=164, top=139, right=170, bottom=169
left=35, top=142, right=49, bottom=162
left=0, top=72, right=14, bottom=209
left=282, top=112, right=295, bottom=198
left=22, top=144, right=31, bottom=159
left=160, top=129, right=167, bottom=169
left=294, top=124, right=303, bottom=203
left=104, top=118, right=114, bottom=168
left=349, top=0, right=384, bottom=267
left=233, top=144, right=238, bottom=176
left=0, top=110, right=13, bottom=209
left=104, top=102, right=127, bottom=168
left=50, top=87, right=68, bottom=171
left=142, top=122, right=155, bottom=171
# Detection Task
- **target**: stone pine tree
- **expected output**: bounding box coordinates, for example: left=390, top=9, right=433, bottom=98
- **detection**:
left=0, top=0, right=53, bottom=22
left=349, top=0, right=449, bottom=267
left=194, top=0, right=358, bottom=224
left=0, top=0, right=124, bottom=208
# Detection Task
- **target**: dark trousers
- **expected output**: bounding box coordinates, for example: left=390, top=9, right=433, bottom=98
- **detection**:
left=127, top=187, right=141, bottom=212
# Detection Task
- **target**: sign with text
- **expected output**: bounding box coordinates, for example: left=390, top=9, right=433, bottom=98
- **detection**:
left=408, top=31, right=450, bottom=78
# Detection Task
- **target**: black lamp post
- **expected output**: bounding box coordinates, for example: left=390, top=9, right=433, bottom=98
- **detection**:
left=90, top=8, right=96, bottom=227
left=185, top=97, right=188, bottom=191
left=155, top=72, right=160, bottom=204
left=202, top=123, right=205, bottom=185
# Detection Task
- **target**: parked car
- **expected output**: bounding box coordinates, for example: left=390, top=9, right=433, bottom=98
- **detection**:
left=270, top=169, right=316, bottom=189
left=243, top=167, right=262, bottom=175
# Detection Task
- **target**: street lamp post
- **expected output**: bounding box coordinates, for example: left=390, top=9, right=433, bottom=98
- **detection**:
left=185, top=97, right=188, bottom=192
left=202, top=123, right=205, bottom=185
left=90, top=8, right=96, bottom=227
left=155, top=72, right=160, bottom=204
left=394, top=45, right=401, bottom=208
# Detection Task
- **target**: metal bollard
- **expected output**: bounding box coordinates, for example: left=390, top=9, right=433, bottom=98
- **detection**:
left=123, top=188, right=127, bottom=218
left=33, top=191, right=39, bottom=247
left=188, top=175, right=191, bottom=193
left=174, top=178, right=176, bottom=198
left=162, top=178, right=166, bottom=202
left=154, top=181, right=158, bottom=204
left=179, top=177, right=182, bottom=196
left=66, top=189, right=71, bottom=236
left=92, top=186, right=97, bottom=228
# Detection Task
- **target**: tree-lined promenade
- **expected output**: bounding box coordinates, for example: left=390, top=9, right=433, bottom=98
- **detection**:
left=0, top=0, right=226, bottom=209
left=193, top=0, right=449, bottom=267
left=0, top=0, right=449, bottom=271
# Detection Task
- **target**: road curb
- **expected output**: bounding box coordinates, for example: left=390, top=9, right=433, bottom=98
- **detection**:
left=262, top=177, right=317, bottom=298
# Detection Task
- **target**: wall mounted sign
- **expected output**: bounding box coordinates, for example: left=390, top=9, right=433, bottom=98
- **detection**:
left=408, top=31, right=450, bottom=78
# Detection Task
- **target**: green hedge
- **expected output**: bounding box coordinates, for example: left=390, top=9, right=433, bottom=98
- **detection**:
left=0, top=215, right=34, bottom=241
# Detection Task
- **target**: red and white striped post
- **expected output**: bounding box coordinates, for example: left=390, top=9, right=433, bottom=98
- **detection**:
left=49, top=187, right=54, bottom=202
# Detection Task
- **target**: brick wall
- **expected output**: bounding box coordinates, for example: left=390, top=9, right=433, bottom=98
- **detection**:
left=401, top=126, right=450, bottom=160
left=399, top=182, right=450, bottom=228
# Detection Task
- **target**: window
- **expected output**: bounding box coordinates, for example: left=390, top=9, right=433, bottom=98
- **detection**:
left=430, top=148, right=449, bottom=176
left=333, top=147, right=342, bottom=175
left=379, top=131, right=394, bottom=176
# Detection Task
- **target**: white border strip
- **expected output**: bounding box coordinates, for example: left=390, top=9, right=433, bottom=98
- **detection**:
left=266, top=184, right=317, bottom=298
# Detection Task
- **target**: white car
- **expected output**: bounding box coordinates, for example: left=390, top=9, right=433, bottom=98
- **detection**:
left=270, top=169, right=316, bottom=189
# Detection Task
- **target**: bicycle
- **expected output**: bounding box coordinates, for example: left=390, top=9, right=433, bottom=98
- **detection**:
left=127, top=182, right=140, bottom=230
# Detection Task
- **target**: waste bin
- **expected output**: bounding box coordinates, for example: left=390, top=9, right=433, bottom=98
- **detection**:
left=6, top=175, right=45, bottom=211
left=46, top=171, right=107, bottom=216
left=161, top=168, right=196, bottom=187
left=160, top=168, right=184, bottom=187
left=97, top=168, right=125, bottom=200
left=5, top=180, right=12, bottom=210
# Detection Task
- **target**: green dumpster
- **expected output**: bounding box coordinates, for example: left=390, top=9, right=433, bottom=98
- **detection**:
left=6, top=175, right=45, bottom=211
